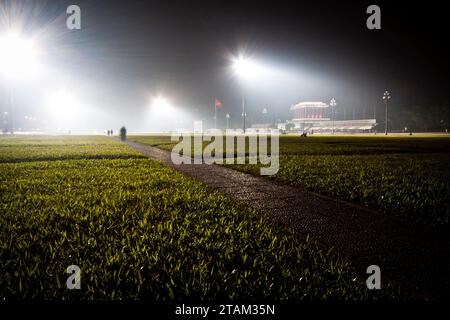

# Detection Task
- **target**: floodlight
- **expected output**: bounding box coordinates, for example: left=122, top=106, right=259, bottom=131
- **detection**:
left=150, top=96, right=178, bottom=119
left=232, top=55, right=265, bottom=80
left=152, top=97, right=171, bottom=109
left=0, top=32, right=40, bottom=80
left=45, top=90, right=83, bottom=125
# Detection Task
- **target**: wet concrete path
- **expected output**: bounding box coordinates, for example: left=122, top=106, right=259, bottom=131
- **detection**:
left=126, top=140, right=450, bottom=299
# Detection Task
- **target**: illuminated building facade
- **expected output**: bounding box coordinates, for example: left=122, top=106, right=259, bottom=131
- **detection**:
left=290, top=101, right=377, bottom=133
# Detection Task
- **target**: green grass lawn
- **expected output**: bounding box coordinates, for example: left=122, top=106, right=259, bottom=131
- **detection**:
left=0, top=136, right=372, bottom=300
left=0, top=135, right=145, bottom=163
left=129, top=134, right=450, bottom=227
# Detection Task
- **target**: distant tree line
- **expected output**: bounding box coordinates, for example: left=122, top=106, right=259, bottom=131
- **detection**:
left=388, top=104, right=450, bottom=132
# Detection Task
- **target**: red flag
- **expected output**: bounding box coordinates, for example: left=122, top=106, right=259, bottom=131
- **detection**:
left=215, top=98, right=222, bottom=109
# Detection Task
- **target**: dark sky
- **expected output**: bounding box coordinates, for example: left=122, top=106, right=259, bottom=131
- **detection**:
left=1, top=0, right=449, bottom=130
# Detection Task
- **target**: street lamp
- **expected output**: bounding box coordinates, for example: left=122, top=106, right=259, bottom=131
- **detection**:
left=231, top=54, right=268, bottom=133
left=0, top=32, right=40, bottom=133
left=330, top=98, right=337, bottom=135
left=0, top=32, right=40, bottom=79
left=232, top=56, right=248, bottom=133
left=232, top=55, right=257, bottom=133
left=2, top=111, right=8, bottom=133
left=226, top=113, right=230, bottom=130
left=262, top=107, right=268, bottom=126
left=382, top=90, right=391, bottom=135
left=241, top=110, right=247, bottom=131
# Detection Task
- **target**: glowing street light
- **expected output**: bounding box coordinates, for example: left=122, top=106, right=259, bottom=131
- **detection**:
left=232, top=56, right=250, bottom=133
left=232, top=55, right=266, bottom=133
left=150, top=96, right=179, bottom=124
left=44, top=90, right=84, bottom=130
left=330, top=98, right=337, bottom=134
left=152, top=96, right=171, bottom=109
left=0, top=32, right=40, bottom=80
left=262, top=107, right=268, bottom=126
left=382, top=90, right=391, bottom=135
left=231, top=54, right=270, bottom=133
left=232, top=56, right=265, bottom=80
left=0, top=32, right=41, bottom=133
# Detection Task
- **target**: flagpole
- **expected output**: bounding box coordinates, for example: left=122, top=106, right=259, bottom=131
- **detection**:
left=214, top=98, right=217, bottom=129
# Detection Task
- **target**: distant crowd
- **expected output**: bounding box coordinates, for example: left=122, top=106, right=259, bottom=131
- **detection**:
left=107, top=127, right=127, bottom=141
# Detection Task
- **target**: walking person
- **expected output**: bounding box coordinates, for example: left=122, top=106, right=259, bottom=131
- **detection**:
left=120, top=126, right=126, bottom=141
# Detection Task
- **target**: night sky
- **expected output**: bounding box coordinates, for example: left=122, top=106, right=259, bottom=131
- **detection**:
left=1, top=0, right=449, bottom=130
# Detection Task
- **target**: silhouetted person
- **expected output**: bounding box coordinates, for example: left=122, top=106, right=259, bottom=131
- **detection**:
left=107, top=130, right=110, bottom=136
left=120, top=126, right=126, bottom=141
left=111, top=129, right=114, bottom=136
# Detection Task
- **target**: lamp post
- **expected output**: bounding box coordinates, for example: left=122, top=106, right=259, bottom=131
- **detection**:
left=242, top=95, right=246, bottom=133
left=226, top=113, right=230, bottom=130
left=231, top=55, right=269, bottom=133
left=262, top=107, right=268, bottom=126
left=382, top=90, right=391, bottom=135
left=0, top=32, right=40, bottom=134
left=2, top=111, right=8, bottom=133
left=232, top=55, right=257, bottom=134
left=330, top=98, right=337, bottom=135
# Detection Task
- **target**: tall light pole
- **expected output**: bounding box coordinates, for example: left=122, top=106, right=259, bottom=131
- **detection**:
left=262, top=107, right=268, bottom=125
left=242, top=95, right=246, bottom=133
left=2, top=111, right=8, bottom=133
left=226, top=113, right=230, bottom=130
left=232, top=55, right=260, bottom=134
left=382, top=90, right=391, bottom=135
left=0, top=32, right=40, bottom=134
left=330, top=98, right=337, bottom=135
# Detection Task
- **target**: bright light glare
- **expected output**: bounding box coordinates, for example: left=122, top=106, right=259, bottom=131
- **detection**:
left=232, top=55, right=266, bottom=80
left=151, top=96, right=177, bottom=118
left=0, top=32, right=40, bottom=80
left=152, top=97, right=171, bottom=109
left=45, top=90, right=83, bottom=126
left=148, top=96, right=194, bottom=131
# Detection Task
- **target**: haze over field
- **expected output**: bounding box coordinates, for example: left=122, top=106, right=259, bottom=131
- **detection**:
left=1, top=0, right=449, bottom=133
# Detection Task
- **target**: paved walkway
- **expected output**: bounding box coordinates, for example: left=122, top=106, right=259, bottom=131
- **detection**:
left=127, top=140, right=449, bottom=299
